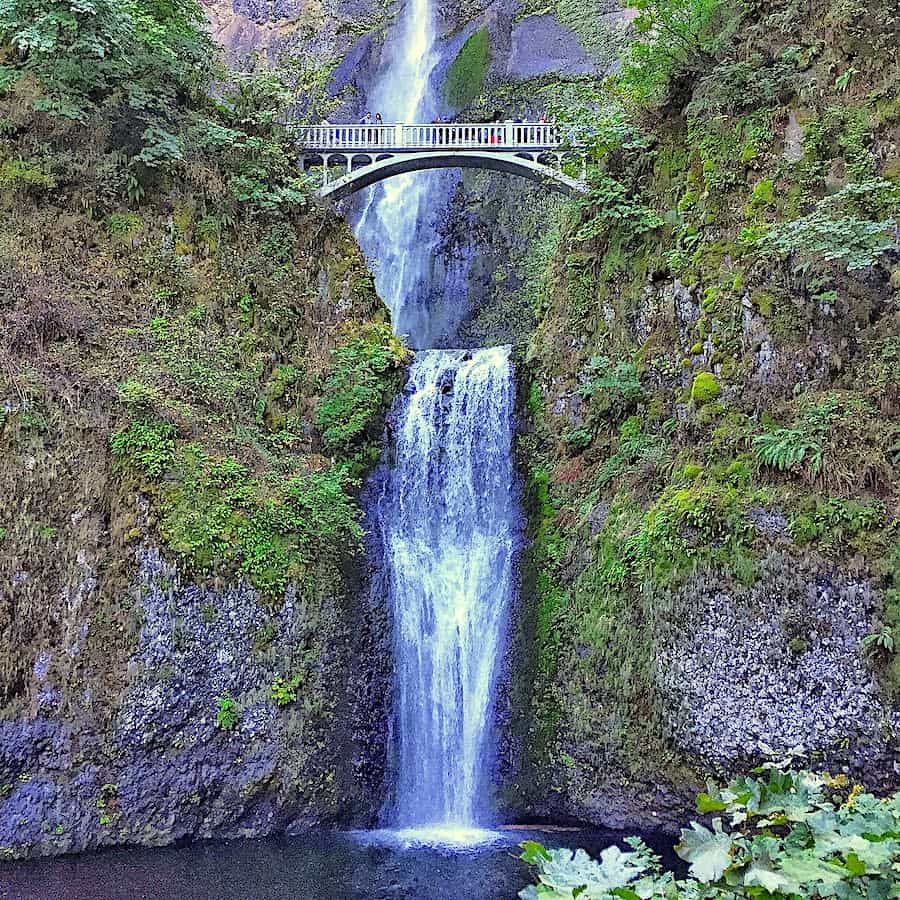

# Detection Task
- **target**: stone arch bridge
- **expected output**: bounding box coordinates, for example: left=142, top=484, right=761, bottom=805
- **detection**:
left=292, top=123, right=588, bottom=201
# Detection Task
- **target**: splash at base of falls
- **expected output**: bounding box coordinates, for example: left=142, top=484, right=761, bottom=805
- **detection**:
left=355, top=825, right=504, bottom=850
left=369, top=346, right=519, bottom=831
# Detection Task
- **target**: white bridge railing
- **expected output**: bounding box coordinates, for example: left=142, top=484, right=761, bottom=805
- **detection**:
left=294, top=122, right=581, bottom=152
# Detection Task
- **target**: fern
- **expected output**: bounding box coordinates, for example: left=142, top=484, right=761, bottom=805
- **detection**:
left=753, top=428, right=821, bottom=474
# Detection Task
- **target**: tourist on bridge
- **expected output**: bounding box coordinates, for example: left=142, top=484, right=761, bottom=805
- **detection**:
left=362, top=110, right=372, bottom=142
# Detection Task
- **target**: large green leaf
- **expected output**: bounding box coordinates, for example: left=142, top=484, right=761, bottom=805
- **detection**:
left=675, top=820, right=735, bottom=883
left=742, top=847, right=792, bottom=894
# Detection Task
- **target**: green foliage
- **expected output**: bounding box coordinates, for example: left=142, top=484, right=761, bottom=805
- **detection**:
left=0, top=0, right=212, bottom=123
left=0, top=157, right=55, bottom=189
left=104, top=212, right=142, bottom=238
left=596, top=417, right=668, bottom=487
left=522, top=769, right=900, bottom=898
left=316, top=324, right=407, bottom=457
left=753, top=393, right=893, bottom=491
left=575, top=173, right=663, bottom=244
left=753, top=427, right=822, bottom=477
left=215, top=694, right=240, bottom=731
left=110, top=418, right=176, bottom=478
left=790, top=496, right=885, bottom=555
left=690, top=372, right=720, bottom=405
left=578, top=356, right=644, bottom=420
left=584, top=480, right=753, bottom=599
left=862, top=625, right=895, bottom=656
left=617, top=0, right=741, bottom=106
left=160, top=450, right=363, bottom=598
left=270, top=672, right=303, bottom=707
left=755, top=180, right=899, bottom=272
left=443, top=27, right=490, bottom=108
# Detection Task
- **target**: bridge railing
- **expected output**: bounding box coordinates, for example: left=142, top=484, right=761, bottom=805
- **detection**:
left=293, top=122, right=583, bottom=152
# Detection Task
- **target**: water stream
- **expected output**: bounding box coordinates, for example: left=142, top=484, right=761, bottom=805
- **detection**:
left=371, top=348, right=517, bottom=841
left=351, top=0, right=470, bottom=349
left=352, top=0, right=521, bottom=842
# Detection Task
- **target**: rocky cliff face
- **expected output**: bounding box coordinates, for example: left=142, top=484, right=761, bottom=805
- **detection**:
left=0, top=87, right=402, bottom=856
left=498, top=0, right=900, bottom=831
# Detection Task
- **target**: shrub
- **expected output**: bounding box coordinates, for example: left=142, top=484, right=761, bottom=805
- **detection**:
left=0, top=158, right=56, bottom=190
left=104, top=212, right=142, bottom=238
left=753, top=427, right=822, bottom=476
left=617, top=0, right=741, bottom=106
left=0, top=0, right=212, bottom=123
left=577, top=356, right=644, bottom=419
left=754, top=393, right=893, bottom=491
left=521, top=769, right=900, bottom=898
left=755, top=180, right=899, bottom=272
left=110, top=419, right=177, bottom=478
left=316, top=324, right=407, bottom=456
left=575, top=173, right=664, bottom=245
left=270, top=673, right=303, bottom=707
left=444, top=27, right=490, bottom=108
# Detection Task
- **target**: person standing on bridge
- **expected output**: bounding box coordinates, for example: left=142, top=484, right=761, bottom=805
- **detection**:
left=362, top=111, right=372, bottom=143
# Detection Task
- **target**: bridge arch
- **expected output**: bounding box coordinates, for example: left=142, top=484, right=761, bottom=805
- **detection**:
left=313, top=150, right=586, bottom=201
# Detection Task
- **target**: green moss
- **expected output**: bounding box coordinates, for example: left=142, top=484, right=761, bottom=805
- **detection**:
left=691, top=372, right=721, bottom=405
left=0, top=158, right=55, bottom=189
left=316, top=323, right=408, bottom=464
left=159, top=450, right=363, bottom=598
left=444, top=28, right=490, bottom=108
left=748, top=177, right=775, bottom=212
left=752, top=290, right=775, bottom=317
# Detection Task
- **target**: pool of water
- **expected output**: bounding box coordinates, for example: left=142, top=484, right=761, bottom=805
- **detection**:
left=0, top=827, right=678, bottom=900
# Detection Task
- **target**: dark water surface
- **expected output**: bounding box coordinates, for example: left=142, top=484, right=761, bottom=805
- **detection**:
left=0, top=828, right=678, bottom=900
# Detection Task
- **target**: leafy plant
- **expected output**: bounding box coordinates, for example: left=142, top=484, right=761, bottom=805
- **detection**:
left=753, top=427, right=822, bottom=476
left=755, top=180, right=899, bottom=272
left=270, top=673, right=303, bottom=707
left=316, top=324, right=407, bottom=457
left=862, top=626, right=896, bottom=656
left=161, top=450, right=364, bottom=598
left=0, top=0, right=212, bottom=123
left=577, top=356, right=644, bottom=421
left=110, top=418, right=177, bottom=478
left=617, top=0, right=741, bottom=106
left=521, top=769, right=900, bottom=898
left=215, top=694, right=240, bottom=731
left=575, top=173, right=663, bottom=245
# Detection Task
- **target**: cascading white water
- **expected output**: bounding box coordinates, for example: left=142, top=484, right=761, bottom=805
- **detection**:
left=354, top=0, right=462, bottom=347
left=373, top=347, right=517, bottom=840
left=354, top=0, right=521, bottom=845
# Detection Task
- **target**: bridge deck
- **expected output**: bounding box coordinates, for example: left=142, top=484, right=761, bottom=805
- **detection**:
left=294, top=122, right=580, bottom=154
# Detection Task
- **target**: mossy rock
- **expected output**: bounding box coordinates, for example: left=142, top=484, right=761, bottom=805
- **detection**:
left=444, top=28, right=490, bottom=108
left=691, top=372, right=721, bottom=405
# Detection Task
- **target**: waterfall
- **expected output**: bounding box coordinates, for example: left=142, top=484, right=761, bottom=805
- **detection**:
left=352, top=0, right=470, bottom=349
left=372, top=347, right=518, bottom=839
left=354, top=0, right=521, bottom=845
